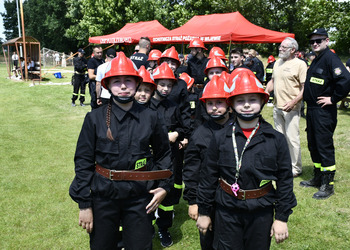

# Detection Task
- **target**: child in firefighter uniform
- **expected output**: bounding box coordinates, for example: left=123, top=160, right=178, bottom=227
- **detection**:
left=183, top=75, right=233, bottom=250
left=69, top=52, right=173, bottom=250
left=196, top=68, right=297, bottom=250
left=149, top=62, right=188, bottom=247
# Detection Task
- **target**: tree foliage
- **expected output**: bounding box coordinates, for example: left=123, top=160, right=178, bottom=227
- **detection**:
left=2, top=0, right=350, bottom=55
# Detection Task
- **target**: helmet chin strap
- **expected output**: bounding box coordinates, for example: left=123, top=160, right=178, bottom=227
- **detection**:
left=210, top=109, right=228, bottom=121
left=235, top=111, right=261, bottom=121
left=155, top=89, right=169, bottom=98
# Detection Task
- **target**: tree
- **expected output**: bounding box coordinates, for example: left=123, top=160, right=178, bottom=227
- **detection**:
left=1, top=0, right=19, bottom=40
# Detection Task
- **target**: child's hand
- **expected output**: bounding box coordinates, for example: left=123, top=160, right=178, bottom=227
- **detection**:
left=270, top=220, right=288, bottom=243
left=188, top=204, right=198, bottom=221
left=146, top=188, right=167, bottom=214
left=168, top=132, right=179, bottom=143
left=196, top=214, right=212, bottom=235
left=79, top=208, right=93, bottom=233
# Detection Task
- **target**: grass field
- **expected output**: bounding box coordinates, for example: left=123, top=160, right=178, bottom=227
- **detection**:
left=0, top=63, right=349, bottom=250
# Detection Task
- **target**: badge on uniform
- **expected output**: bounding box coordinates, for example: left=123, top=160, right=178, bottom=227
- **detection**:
left=334, top=67, right=342, bottom=76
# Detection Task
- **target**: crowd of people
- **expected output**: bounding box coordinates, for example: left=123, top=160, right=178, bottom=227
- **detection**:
left=69, top=28, right=350, bottom=250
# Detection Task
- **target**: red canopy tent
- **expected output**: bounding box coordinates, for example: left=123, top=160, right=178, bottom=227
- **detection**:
left=150, top=12, right=294, bottom=44
left=89, top=20, right=170, bottom=44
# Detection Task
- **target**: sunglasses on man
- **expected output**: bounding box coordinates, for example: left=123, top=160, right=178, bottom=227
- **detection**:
left=309, top=39, right=326, bottom=45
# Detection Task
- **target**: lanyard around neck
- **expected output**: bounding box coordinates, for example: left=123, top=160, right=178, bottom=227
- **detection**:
left=232, top=122, right=260, bottom=182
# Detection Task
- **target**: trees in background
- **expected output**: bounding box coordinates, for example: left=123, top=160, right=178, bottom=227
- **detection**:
left=1, top=0, right=349, bottom=55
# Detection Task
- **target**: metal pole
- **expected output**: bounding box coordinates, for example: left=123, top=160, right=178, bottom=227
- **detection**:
left=16, top=0, right=23, bottom=56
left=19, top=0, right=28, bottom=81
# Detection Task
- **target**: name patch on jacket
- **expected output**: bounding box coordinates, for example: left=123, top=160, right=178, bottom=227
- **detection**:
left=135, top=158, right=147, bottom=170
left=310, top=77, right=324, bottom=85
left=266, top=68, right=273, bottom=73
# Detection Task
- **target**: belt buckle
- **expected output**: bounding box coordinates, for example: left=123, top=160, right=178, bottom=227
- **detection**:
left=241, top=190, right=246, bottom=200
left=109, top=170, right=117, bottom=180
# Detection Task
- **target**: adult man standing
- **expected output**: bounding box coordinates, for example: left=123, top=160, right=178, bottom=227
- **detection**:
left=71, top=48, right=88, bottom=107
left=95, top=48, right=117, bottom=106
left=266, top=37, right=307, bottom=177
left=186, top=38, right=209, bottom=89
left=87, top=45, right=105, bottom=109
left=130, top=37, right=151, bottom=69
left=248, top=49, right=264, bottom=80
left=300, top=28, right=350, bottom=199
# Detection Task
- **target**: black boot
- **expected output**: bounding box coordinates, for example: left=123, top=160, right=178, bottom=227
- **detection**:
left=300, top=167, right=321, bottom=188
left=312, top=172, right=335, bottom=200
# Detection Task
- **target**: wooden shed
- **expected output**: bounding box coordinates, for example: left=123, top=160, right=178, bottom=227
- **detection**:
left=2, top=36, right=41, bottom=81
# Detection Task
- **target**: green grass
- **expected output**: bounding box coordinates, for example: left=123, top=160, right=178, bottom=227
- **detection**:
left=0, top=63, right=349, bottom=249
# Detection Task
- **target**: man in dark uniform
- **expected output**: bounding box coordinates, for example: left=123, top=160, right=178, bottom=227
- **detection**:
left=300, top=28, right=350, bottom=199
left=186, top=38, right=209, bottom=89
left=71, top=48, right=88, bottom=106
left=244, top=57, right=264, bottom=83
left=130, top=37, right=151, bottom=69
left=87, top=46, right=105, bottom=109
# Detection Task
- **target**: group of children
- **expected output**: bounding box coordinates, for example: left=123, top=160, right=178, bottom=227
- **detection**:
left=69, top=41, right=296, bottom=250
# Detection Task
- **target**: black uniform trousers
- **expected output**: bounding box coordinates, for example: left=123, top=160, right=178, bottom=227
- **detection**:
left=306, top=106, right=337, bottom=167
left=156, top=143, right=183, bottom=230
left=90, top=194, right=153, bottom=250
left=89, top=80, right=98, bottom=109
left=213, top=205, right=273, bottom=250
left=72, top=74, right=86, bottom=103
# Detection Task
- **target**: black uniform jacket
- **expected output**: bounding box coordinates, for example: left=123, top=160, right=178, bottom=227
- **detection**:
left=197, top=119, right=297, bottom=222
left=73, top=56, right=87, bottom=73
left=149, top=97, right=187, bottom=141
left=69, top=101, right=172, bottom=209
left=187, top=56, right=209, bottom=85
left=168, top=78, right=192, bottom=137
left=183, top=118, right=232, bottom=205
left=304, top=47, right=350, bottom=107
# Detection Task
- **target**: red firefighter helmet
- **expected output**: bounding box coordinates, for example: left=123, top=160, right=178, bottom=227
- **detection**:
left=200, top=75, right=230, bottom=102
left=228, top=68, right=269, bottom=103
left=208, top=47, right=227, bottom=61
left=147, top=49, right=162, bottom=61
left=267, top=55, right=276, bottom=64
left=179, top=72, right=195, bottom=90
left=330, top=49, right=336, bottom=53
left=219, top=71, right=230, bottom=83
left=101, top=52, right=142, bottom=89
left=158, top=46, right=180, bottom=66
left=188, top=38, right=207, bottom=50
left=152, top=62, right=176, bottom=81
left=138, top=65, right=156, bottom=87
left=204, top=56, right=229, bottom=75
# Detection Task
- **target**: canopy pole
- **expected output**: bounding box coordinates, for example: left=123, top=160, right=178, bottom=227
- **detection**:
left=19, top=0, right=28, bottom=81
left=228, top=38, right=232, bottom=62
left=3, top=46, right=10, bottom=78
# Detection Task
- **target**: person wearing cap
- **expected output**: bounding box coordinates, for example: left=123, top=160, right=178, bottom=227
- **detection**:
left=130, top=37, right=151, bottom=69
left=176, top=53, right=188, bottom=75
left=196, top=68, right=296, bottom=249
left=95, top=48, right=117, bottom=107
left=150, top=62, right=188, bottom=247
left=248, top=49, right=264, bottom=79
left=71, top=48, right=88, bottom=107
left=229, top=47, right=249, bottom=73
left=183, top=75, right=233, bottom=250
left=186, top=38, right=209, bottom=89
left=300, top=28, right=350, bottom=199
left=265, top=37, right=307, bottom=178
left=244, top=57, right=264, bottom=83
left=69, top=52, right=173, bottom=249
left=87, top=45, right=105, bottom=109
